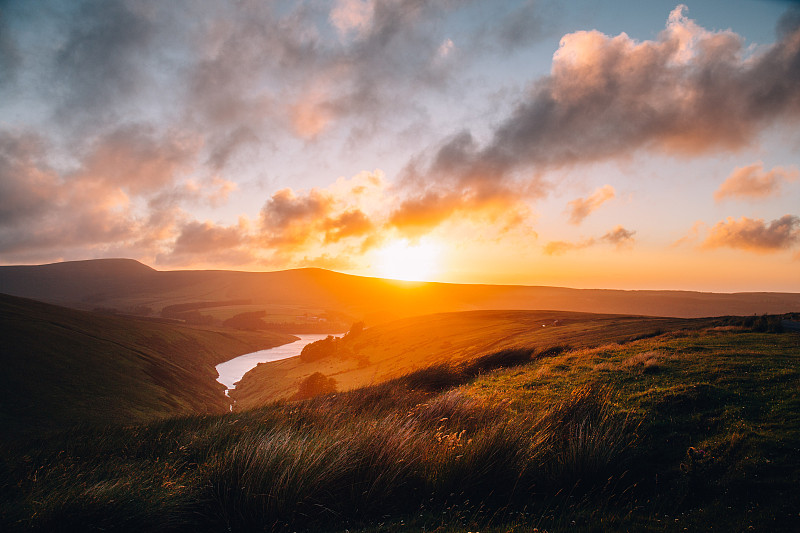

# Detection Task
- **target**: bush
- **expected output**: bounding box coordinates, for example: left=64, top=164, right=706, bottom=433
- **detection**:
left=294, top=372, right=337, bottom=400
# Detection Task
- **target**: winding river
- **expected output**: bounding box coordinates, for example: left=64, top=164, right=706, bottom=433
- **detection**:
left=215, top=334, right=331, bottom=394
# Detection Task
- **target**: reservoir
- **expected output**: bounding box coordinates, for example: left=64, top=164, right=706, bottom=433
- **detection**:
left=216, top=333, right=331, bottom=393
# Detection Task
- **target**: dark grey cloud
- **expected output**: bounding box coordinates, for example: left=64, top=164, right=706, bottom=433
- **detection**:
left=53, top=0, right=159, bottom=126
left=777, top=5, right=800, bottom=39
left=0, top=6, right=21, bottom=87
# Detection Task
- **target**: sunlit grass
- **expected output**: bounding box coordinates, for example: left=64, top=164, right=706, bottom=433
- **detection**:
left=2, top=319, right=799, bottom=532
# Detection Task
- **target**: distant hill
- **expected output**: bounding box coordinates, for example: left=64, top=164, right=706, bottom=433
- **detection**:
left=1, top=258, right=800, bottom=322
left=0, top=293, right=295, bottom=436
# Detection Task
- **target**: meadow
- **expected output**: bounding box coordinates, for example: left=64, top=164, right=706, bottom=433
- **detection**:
left=2, top=316, right=798, bottom=532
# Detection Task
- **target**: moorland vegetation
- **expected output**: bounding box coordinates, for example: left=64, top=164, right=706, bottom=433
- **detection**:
left=2, top=315, right=798, bottom=532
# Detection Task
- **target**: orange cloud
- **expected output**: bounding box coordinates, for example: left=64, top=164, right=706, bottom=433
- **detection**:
left=703, top=215, right=800, bottom=252
left=323, top=209, right=374, bottom=243
left=566, top=185, right=615, bottom=224
left=388, top=187, right=531, bottom=239
left=714, top=162, right=799, bottom=202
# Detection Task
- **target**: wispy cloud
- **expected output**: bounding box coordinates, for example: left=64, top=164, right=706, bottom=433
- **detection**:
left=566, top=185, right=615, bottom=225
left=544, top=225, right=635, bottom=255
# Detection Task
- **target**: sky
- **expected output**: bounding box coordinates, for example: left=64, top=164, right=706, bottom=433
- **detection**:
left=1, top=0, right=799, bottom=292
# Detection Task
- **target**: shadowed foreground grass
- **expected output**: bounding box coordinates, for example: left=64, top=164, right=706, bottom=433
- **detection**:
left=2, top=321, right=799, bottom=532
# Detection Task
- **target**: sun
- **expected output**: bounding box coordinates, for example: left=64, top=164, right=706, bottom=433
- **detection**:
left=375, top=239, right=440, bottom=281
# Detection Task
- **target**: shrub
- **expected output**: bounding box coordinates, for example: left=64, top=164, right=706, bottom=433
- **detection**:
left=294, top=372, right=337, bottom=400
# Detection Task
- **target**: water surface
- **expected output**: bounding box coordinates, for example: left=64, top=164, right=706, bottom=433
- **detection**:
left=216, top=334, right=331, bottom=391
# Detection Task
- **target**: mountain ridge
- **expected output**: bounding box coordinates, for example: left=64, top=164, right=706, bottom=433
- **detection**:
left=1, top=258, right=799, bottom=320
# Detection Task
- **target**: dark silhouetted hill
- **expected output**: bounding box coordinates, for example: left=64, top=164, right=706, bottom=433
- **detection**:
left=0, top=293, right=295, bottom=437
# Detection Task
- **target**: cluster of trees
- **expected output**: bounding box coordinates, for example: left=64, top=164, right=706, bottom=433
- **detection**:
left=721, top=314, right=786, bottom=333
left=299, top=322, right=367, bottom=365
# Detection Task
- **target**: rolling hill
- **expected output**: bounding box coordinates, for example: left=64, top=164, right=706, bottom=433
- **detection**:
left=230, top=310, right=718, bottom=408
left=4, top=314, right=798, bottom=531
left=1, top=259, right=799, bottom=324
left=0, top=293, right=295, bottom=437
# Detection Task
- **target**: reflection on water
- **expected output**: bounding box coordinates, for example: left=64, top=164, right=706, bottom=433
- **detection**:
left=215, top=334, right=332, bottom=391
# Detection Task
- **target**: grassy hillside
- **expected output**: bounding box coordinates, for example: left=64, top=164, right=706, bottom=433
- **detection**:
left=230, top=310, right=716, bottom=408
left=2, top=259, right=800, bottom=323
left=2, top=318, right=797, bottom=531
left=0, top=294, right=296, bottom=436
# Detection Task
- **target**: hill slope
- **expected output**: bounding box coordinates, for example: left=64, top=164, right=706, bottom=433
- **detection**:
left=0, top=294, right=295, bottom=436
left=230, top=310, right=717, bottom=408
left=1, top=259, right=799, bottom=322
left=3, top=319, right=798, bottom=531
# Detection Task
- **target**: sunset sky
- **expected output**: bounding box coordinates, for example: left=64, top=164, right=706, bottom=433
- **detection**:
left=1, top=0, right=799, bottom=291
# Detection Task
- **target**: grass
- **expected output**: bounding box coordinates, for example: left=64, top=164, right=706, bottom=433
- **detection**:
left=230, top=310, right=711, bottom=407
left=3, top=317, right=798, bottom=531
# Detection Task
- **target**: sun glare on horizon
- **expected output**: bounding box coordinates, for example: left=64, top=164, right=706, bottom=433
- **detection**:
left=375, top=239, right=441, bottom=282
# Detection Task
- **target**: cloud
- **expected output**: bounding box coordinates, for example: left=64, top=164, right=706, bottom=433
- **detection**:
left=703, top=215, right=800, bottom=252
left=473, top=0, right=554, bottom=53
left=601, top=225, right=636, bottom=248
left=714, top=161, right=799, bottom=202
left=76, top=124, right=199, bottom=195
left=257, top=171, right=391, bottom=254
left=0, top=8, right=21, bottom=87
left=543, top=238, right=593, bottom=256
left=388, top=187, right=532, bottom=238
left=52, top=1, right=160, bottom=127
left=566, top=185, right=615, bottom=224
left=543, top=225, right=635, bottom=255
left=323, top=209, right=375, bottom=243
left=330, top=0, right=374, bottom=38
left=0, top=131, right=58, bottom=226
left=671, top=220, right=705, bottom=248
left=0, top=126, right=223, bottom=262
left=410, top=5, right=800, bottom=191
left=171, top=220, right=243, bottom=255
left=259, top=188, right=335, bottom=247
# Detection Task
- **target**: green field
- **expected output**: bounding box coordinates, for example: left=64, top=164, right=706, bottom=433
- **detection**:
left=2, top=314, right=798, bottom=532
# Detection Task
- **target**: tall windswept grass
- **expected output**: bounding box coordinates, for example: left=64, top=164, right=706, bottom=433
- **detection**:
left=196, top=376, right=637, bottom=531
left=203, top=417, right=427, bottom=530
left=5, top=346, right=639, bottom=532
left=533, top=385, right=638, bottom=487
